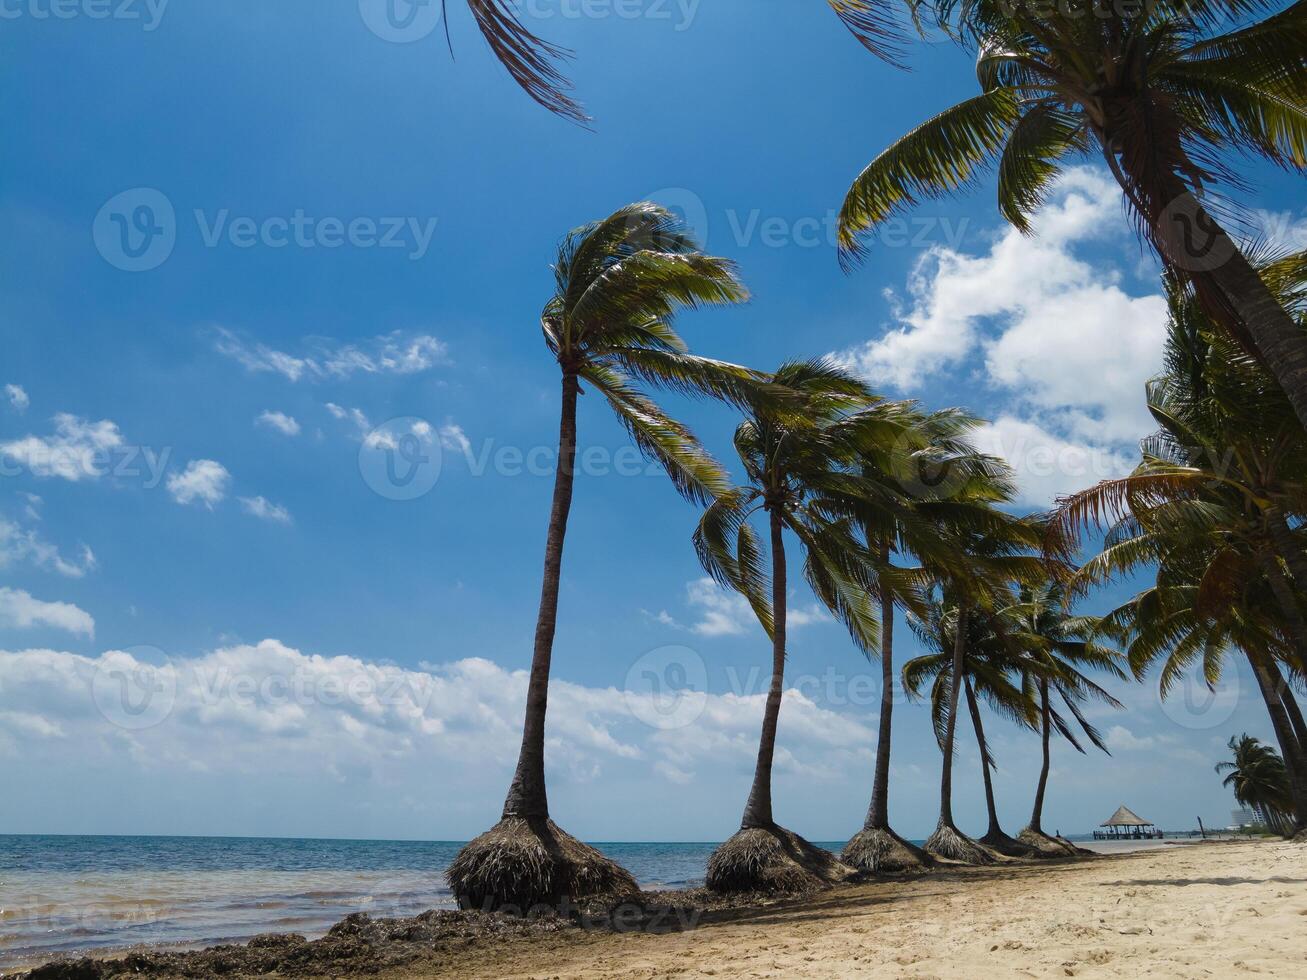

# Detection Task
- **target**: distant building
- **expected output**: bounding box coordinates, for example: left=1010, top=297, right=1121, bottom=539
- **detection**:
left=1231, top=808, right=1256, bottom=829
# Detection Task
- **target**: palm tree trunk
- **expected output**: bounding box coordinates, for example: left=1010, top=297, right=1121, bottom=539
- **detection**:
left=964, top=675, right=1002, bottom=837
left=502, top=373, right=580, bottom=819
left=1265, top=506, right=1307, bottom=593
left=937, top=604, right=967, bottom=828
left=740, top=507, right=787, bottom=830
left=1281, top=679, right=1307, bottom=764
left=1259, top=549, right=1307, bottom=667
left=1144, top=179, right=1307, bottom=431
left=865, top=541, right=895, bottom=831
left=1029, top=679, right=1052, bottom=835
left=1247, top=653, right=1307, bottom=835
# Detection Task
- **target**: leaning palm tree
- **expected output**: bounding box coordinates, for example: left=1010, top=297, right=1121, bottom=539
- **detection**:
left=828, top=0, right=1307, bottom=429
left=1006, top=580, right=1125, bottom=856
left=903, top=594, right=1041, bottom=857
left=448, top=203, right=761, bottom=910
left=1218, top=734, right=1298, bottom=834
left=694, top=359, right=881, bottom=893
left=910, top=514, right=1050, bottom=865
left=839, top=405, right=1017, bottom=872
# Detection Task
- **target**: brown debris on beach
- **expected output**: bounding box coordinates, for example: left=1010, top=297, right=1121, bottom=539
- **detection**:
left=16, top=839, right=1307, bottom=980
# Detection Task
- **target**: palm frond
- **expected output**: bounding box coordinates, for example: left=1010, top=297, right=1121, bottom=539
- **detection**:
left=838, top=88, right=1022, bottom=264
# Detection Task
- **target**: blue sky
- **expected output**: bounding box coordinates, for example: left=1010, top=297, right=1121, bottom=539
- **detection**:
left=1, top=1, right=1304, bottom=843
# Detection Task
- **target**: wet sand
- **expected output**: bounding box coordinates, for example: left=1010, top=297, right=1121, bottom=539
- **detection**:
left=15, top=839, right=1305, bottom=979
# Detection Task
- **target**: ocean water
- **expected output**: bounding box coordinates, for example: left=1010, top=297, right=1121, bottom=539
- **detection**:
left=0, top=833, right=1186, bottom=970
left=0, top=835, right=838, bottom=970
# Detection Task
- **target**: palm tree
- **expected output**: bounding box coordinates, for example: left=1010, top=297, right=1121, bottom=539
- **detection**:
left=448, top=203, right=761, bottom=910
left=694, top=359, right=882, bottom=893
left=828, top=0, right=1307, bottom=429
left=905, top=513, right=1051, bottom=864
left=1218, top=734, right=1297, bottom=834
left=1097, top=545, right=1307, bottom=835
left=903, top=594, right=1041, bottom=857
left=1056, top=257, right=1307, bottom=837
left=840, top=405, right=1015, bottom=872
left=1007, top=580, right=1125, bottom=856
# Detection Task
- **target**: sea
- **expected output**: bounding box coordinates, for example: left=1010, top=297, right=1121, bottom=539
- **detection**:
left=0, top=835, right=825, bottom=970
left=0, top=832, right=1170, bottom=971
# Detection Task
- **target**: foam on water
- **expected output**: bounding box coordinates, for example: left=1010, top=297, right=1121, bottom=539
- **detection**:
left=0, top=835, right=782, bottom=969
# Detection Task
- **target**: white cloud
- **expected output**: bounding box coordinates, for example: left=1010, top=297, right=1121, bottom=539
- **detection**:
left=972, top=416, right=1137, bottom=508
left=834, top=168, right=1167, bottom=506
left=685, top=577, right=754, bottom=636
left=1251, top=208, right=1307, bottom=252
left=0, top=414, right=125, bottom=482
left=326, top=403, right=371, bottom=437
left=255, top=411, right=300, bottom=437
left=167, top=460, right=230, bottom=508
left=5, top=384, right=29, bottom=413
left=332, top=409, right=468, bottom=456
left=679, top=577, right=828, bottom=637
left=0, top=640, right=876, bottom=792
left=437, top=422, right=471, bottom=454
left=0, top=587, right=94, bottom=637
left=19, top=492, right=42, bottom=522
left=215, top=328, right=448, bottom=382
left=0, top=517, right=96, bottom=578
left=1104, top=725, right=1156, bottom=752
left=238, top=496, right=292, bottom=524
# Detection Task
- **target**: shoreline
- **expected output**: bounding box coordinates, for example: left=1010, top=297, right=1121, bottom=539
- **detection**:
left=0, top=837, right=1205, bottom=972
left=10, top=838, right=1304, bottom=979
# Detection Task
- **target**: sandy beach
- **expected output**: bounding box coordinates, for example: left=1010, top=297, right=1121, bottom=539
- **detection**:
left=16, top=839, right=1305, bottom=979
left=431, top=839, right=1307, bottom=980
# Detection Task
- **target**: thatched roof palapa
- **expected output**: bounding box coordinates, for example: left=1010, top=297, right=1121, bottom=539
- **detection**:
left=1101, top=805, right=1153, bottom=827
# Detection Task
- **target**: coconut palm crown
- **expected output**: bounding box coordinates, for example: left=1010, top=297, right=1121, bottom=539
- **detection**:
left=1218, top=733, right=1298, bottom=833
left=828, top=0, right=1307, bottom=429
